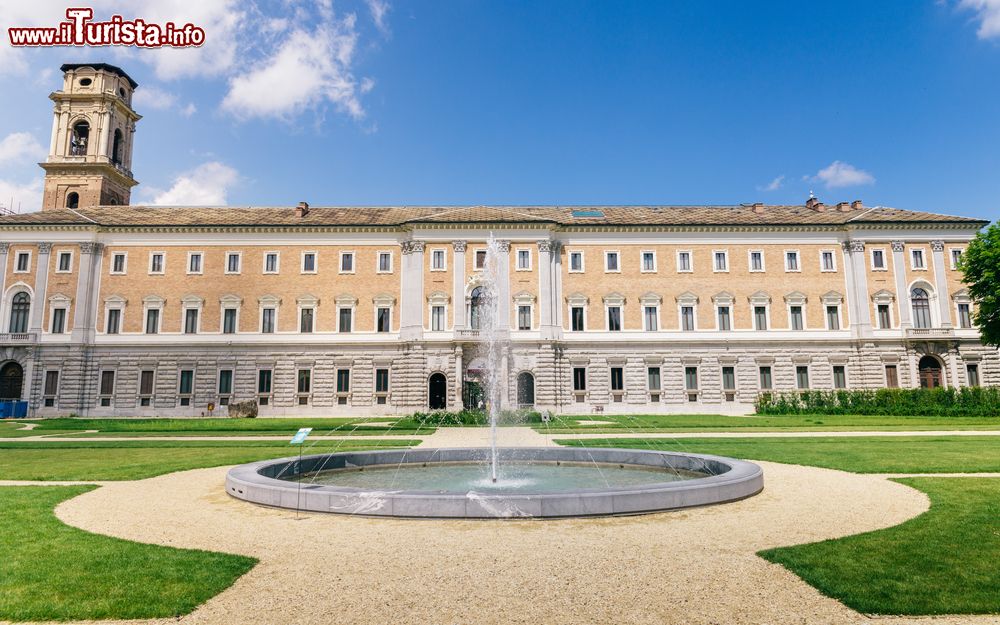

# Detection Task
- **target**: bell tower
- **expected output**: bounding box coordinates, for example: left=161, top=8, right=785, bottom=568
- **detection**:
left=40, top=63, right=141, bottom=211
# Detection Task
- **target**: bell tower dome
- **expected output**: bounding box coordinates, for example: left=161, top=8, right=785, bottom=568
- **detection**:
left=40, top=63, right=141, bottom=211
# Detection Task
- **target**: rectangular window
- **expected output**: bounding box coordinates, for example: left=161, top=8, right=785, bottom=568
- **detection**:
left=872, top=249, right=886, bottom=270
left=15, top=252, right=29, bottom=272
left=297, top=369, right=311, bottom=394
left=821, top=250, right=836, bottom=272
left=223, top=308, right=237, bottom=334
left=958, top=303, right=972, bottom=329
left=607, top=306, right=621, bottom=331
left=610, top=367, right=624, bottom=392
left=571, top=307, right=585, bottom=332
left=302, top=252, right=316, bottom=273
left=967, top=364, right=980, bottom=387
left=951, top=248, right=963, bottom=269
left=475, top=250, right=486, bottom=270
left=785, top=251, right=799, bottom=271
left=44, top=370, right=59, bottom=396
left=749, top=250, right=764, bottom=272
left=339, top=308, right=353, bottom=333
left=337, top=369, right=350, bottom=393
left=644, top=306, right=658, bottom=331
left=264, top=252, right=279, bottom=273
left=685, top=367, right=698, bottom=391
left=112, top=252, right=126, bottom=274
left=796, top=366, right=810, bottom=389
left=300, top=308, right=314, bottom=333
left=722, top=366, right=736, bottom=391
left=677, top=251, right=691, bottom=272
left=188, top=253, right=202, bottom=274
left=218, top=370, right=233, bottom=395
left=826, top=305, right=840, bottom=330
left=106, top=309, right=120, bottom=334
left=140, top=370, right=154, bottom=396
left=145, top=308, right=159, bottom=334
left=57, top=251, right=71, bottom=272
left=51, top=308, right=66, bottom=334
left=431, top=305, right=445, bottom=331
left=378, top=251, right=392, bottom=273
left=681, top=306, right=695, bottom=331
left=261, top=308, right=275, bottom=333
left=647, top=367, right=661, bottom=391
left=375, top=368, right=390, bottom=393
left=179, top=370, right=194, bottom=395
left=605, top=251, right=619, bottom=272
left=432, top=249, right=446, bottom=270
left=759, top=366, right=773, bottom=390
left=149, top=252, right=164, bottom=274
left=184, top=309, right=198, bottom=334
left=569, top=251, right=583, bottom=272
left=340, top=252, right=354, bottom=273
left=573, top=367, right=586, bottom=391
left=717, top=306, right=731, bottom=331
left=518, top=305, right=531, bottom=330
left=885, top=365, right=899, bottom=388
left=258, top=369, right=272, bottom=394
left=99, top=370, right=115, bottom=396
left=790, top=306, right=804, bottom=330
left=377, top=307, right=391, bottom=332
left=517, top=249, right=530, bottom=270
left=641, top=251, right=656, bottom=272
left=833, top=365, right=847, bottom=389
left=754, top=306, right=768, bottom=330
left=877, top=304, right=891, bottom=329
left=713, top=251, right=728, bottom=272
left=226, top=252, right=241, bottom=273
left=911, top=249, right=925, bottom=269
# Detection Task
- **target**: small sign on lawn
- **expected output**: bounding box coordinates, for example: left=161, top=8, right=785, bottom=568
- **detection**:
left=290, top=427, right=312, bottom=445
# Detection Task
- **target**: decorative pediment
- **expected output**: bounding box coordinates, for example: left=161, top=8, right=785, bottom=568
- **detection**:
left=675, top=291, right=698, bottom=306
left=104, top=294, right=127, bottom=306
left=180, top=294, right=203, bottom=307
left=512, top=290, right=535, bottom=305
left=871, top=289, right=895, bottom=304
left=952, top=288, right=972, bottom=304
left=748, top=291, right=771, bottom=306
left=603, top=292, right=626, bottom=306
left=639, top=292, right=662, bottom=306
left=427, top=290, right=450, bottom=306
left=784, top=291, right=807, bottom=306
left=297, top=294, right=319, bottom=307
left=48, top=293, right=72, bottom=305
left=335, top=294, right=358, bottom=307
left=373, top=293, right=396, bottom=307
left=219, top=294, right=243, bottom=307
left=821, top=290, right=844, bottom=305
left=565, top=292, right=589, bottom=307
left=258, top=294, right=281, bottom=307
left=711, top=291, right=734, bottom=306
left=142, top=294, right=165, bottom=307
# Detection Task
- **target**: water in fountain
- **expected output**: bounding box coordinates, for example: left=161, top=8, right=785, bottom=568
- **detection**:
left=474, top=234, right=507, bottom=482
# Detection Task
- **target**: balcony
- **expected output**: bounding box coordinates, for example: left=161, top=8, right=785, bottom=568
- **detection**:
left=0, top=332, right=37, bottom=345
left=455, top=328, right=510, bottom=342
left=905, top=327, right=955, bottom=340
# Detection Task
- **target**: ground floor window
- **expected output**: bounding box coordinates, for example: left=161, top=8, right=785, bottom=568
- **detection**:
left=796, top=366, right=810, bottom=389
left=967, top=364, right=980, bottom=387
left=139, top=370, right=154, bottom=406
left=885, top=365, right=899, bottom=388
left=43, top=370, right=59, bottom=407
left=573, top=367, right=586, bottom=391
left=833, top=365, right=847, bottom=389
left=258, top=369, right=272, bottom=405
left=178, top=369, right=194, bottom=406
left=99, top=370, right=115, bottom=406
left=759, top=366, right=772, bottom=390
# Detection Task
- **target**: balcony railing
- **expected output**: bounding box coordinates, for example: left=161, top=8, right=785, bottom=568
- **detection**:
left=905, top=327, right=955, bottom=340
left=0, top=332, right=37, bottom=344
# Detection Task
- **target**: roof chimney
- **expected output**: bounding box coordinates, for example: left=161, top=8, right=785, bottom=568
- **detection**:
left=295, top=201, right=310, bottom=218
left=836, top=202, right=851, bottom=212
left=805, top=197, right=818, bottom=209
left=812, top=201, right=826, bottom=212
left=750, top=202, right=764, bottom=214
left=851, top=200, right=863, bottom=210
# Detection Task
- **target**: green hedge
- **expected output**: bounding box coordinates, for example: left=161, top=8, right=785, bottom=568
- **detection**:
left=410, top=408, right=542, bottom=427
left=755, top=387, right=1000, bottom=416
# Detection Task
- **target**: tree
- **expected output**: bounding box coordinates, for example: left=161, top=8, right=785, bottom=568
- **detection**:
left=961, top=222, right=1000, bottom=347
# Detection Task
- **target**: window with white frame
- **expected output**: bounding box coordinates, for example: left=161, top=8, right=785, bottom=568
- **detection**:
left=104, top=296, right=124, bottom=334
left=336, top=295, right=356, bottom=332
left=677, top=250, right=692, bottom=272
left=569, top=251, right=584, bottom=272
left=259, top=295, right=279, bottom=333
left=337, top=369, right=351, bottom=396
left=427, top=292, right=448, bottom=331
left=647, top=366, right=661, bottom=401
left=784, top=250, right=799, bottom=272
left=641, top=251, right=656, bottom=272
left=759, top=366, right=773, bottom=390
left=567, top=293, right=587, bottom=332
left=222, top=308, right=238, bottom=334
left=431, top=305, right=446, bottom=331
left=820, top=250, right=836, bottom=272
left=749, top=250, right=764, bottom=272
left=518, top=305, right=532, bottom=330
left=967, top=363, right=980, bottom=387
left=264, top=252, right=279, bottom=274
left=50, top=306, right=67, bottom=334
left=302, top=251, right=317, bottom=273
left=872, top=290, right=894, bottom=329
left=950, top=248, right=964, bottom=269
left=225, top=252, right=241, bottom=274
left=188, top=252, right=203, bottom=274
left=823, top=292, right=843, bottom=331
left=712, top=291, right=735, bottom=331
left=148, top=252, right=165, bottom=274
left=684, top=366, right=699, bottom=400
left=681, top=306, right=695, bottom=331
left=796, top=365, right=810, bottom=389
left=610, top=366, right=624, bottom=400
left=954, top=290, right=973, bottom=329
left=56, top=251, right=72, bottom=273
left=183, top=308, right=199, bottom=334
left=604, top=293, right=624, bottom=331
left=604, top=251, right=620, bottom=272
left=111, top=252, right=127, bottom=274
left=640, top=293, right=661, bottom=332
left=377, top=251, right=393, bottom=273
left=833, top=365, right=847, bottom=389
left=339, top=251, right=355, bottom=274
left=713, top=250, right=728, bottom=272
left=750, top=292, right=771, bottom=331
left=431, top=249, right=447, bottom=271
left=375, top=296, right=393, bottom=333
left=516, top=249, right=531, bottom=270
left=14, top=251, right=30, bottom=273
left=297, top=369, right=311, bottom=405
left=911, top=248, right=926, bottom=269
left=786, top=292, right=807, bottom=330
left=144, top=307, right=159, bottom=334
left=677, top=292, right=698, bottom=331
left=871, top=248, right=887, bottom=270
left=474, top=249, right=486, bottom=270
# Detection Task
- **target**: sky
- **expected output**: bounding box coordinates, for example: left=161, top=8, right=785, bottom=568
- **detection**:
left=0, top=0, right=999, bottom=221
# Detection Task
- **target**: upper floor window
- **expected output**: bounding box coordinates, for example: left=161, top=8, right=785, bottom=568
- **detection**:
left=950, top=248, right=964, bottom=269
left=261, top=308, right=275, bottom=333
left=14, top=252, right=29, bottom=273
left=785, top=251, right=799, bottom=272
left=643, top=306, right=658, bottom=331
left=820, top=250, right=836, bottom=272
left=516, top=249, right=531, bottom=270
left=641, top=251, right=656, bottom=272
left=604, top=251, right=620, bottom=272
left=749, top=250, right=764, bottom=272
left=226, top=252, right=241, bottom=274
left=518, top=305, right=531, bottom=330
left=569, top=251, right=584, bottom=272
left=57, top=251, right=72, bottom=273
left=681, top=306, right=695, bottom=331
left=958, top=303, right=972, bottom=329
left=340, top=252, right=355, bottom=273
left=469, top=286, right=484, bottom=330
left=871, top=248, right=886, bottom=270
left=754, top=306, right=768, bottom=331
left=223, top=308, right=238, bottom=334
left=184, top=309, right=199, bottom=334
left=378, top=251, right=393, bottom=273
left=338, top=307, right=353, bottom=333
left=431, top=305, right=445, bottom=331
left=106, top=308, right=121, bottom=334
left=264, top=252, right=279, bottom=274
left=431, top=249, right=446, bottom=271
left=377, top=307, right=391, bottom=332
left=8, top=292, right=29, bottom=333
left=300, top=307, right=314, bottom=333
left=789, top=305, right=804, bottom=330
left=826, top=305, right=840, bottom=330
left=70, top=120, right=89, bottom=156
left=911, top=249, right=926, bottom=270
left=51, top=307, right=66, bottom=334
left=66, top=192, right=79, bottom=209
left=149, top=252, right=164, bottom=275
left=717, top=306, right=731, bottom=331
left=877, top=304, right=891, bottom=329
left=571, top=306, right=585, bottom=331
left=475, top=250, right=487, bottom=270
left=302, top=252, right=317, bottom=273
left=111, top=253, right=127, bottom=274
left=713, top=251, right=728, bottom=272
left=911, top=288, right=931, bottom=329
left=188, top=252, right=203, bottom=274
left=607, top=306, right=622, bottom=331
left=145, top=308, right=159, bottom=334
left=677, top=251, right=692, bottom=272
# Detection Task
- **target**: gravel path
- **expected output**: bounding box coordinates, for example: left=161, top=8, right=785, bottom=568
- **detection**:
left=8, top=461, right=982, bottom=625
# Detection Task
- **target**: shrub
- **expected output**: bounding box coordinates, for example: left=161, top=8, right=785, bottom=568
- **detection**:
left=410, top=408, right=542, bottom=427
left=755, top=386, right=1000, bottom=416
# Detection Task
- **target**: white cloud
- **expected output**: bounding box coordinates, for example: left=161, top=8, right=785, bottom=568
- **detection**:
left=0, top=132, right=46, bottom=165
left=132, top=85, right=197, bottom=117
left=810, top=161, right=875, bottom=189
left=180, top=102, right=197, bottom=117
left=367, top=0, right=391, bottom=35
left=757, top=175, right=784, bottom=192
left=0, top=177, right=43, bottom=213
left=147, top=161, right=239, bottom=205
left=959, top=0, right=1000, bottom=39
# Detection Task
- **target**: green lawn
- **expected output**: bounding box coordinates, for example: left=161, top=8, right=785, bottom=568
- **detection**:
left=556, top=435, right=1000, bottom=473
left=8, top=416, right=429, bottom=436
left=537, top=413, right=1000, bottom=433
left=760, top=478, right=1000, bottom=615
left=0, top=486, right=256, bottom=621
left=0, top=439, right=421, bottom=480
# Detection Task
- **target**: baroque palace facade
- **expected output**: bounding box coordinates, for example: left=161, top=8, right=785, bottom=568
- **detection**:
left=0, top=63, right=995, bottom=416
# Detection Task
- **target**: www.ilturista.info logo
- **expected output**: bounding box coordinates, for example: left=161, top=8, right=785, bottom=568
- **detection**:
left=8, top=8, right=205, bottom=48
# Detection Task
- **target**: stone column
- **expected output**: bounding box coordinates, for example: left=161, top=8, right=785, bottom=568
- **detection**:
left=0, top=243, right=9, bottom=321
left=931, top=240, right=952, bottom=328
left=452, top=241, right=467, bottom=329
left=399, top=240, right=425, bottom=341
left=891, top=241, right=911, bottom=328
left=537, top=239, right=556, bottom=339
left=454, top=345, right=464, bottom=407
left=495, top=240, right=511, bottom=331
left=72, top=242, right=101, bottom=342
left=29, top=243, right=52, bottom=333
left=844, top=240, right=872, bottom=338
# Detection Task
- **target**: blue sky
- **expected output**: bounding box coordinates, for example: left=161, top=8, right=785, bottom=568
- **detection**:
left=0, top=1, right=999, bottom=221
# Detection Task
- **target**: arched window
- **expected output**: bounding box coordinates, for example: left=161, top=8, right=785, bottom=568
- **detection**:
left=911, top=288, right=931, bottom=329
left=70, top=121, right=89, bottom=156
left=517, top=372, right=535, bottom=407
left=66, top=192, right=79, bottom=209
left=469, top=286, right=483, bottom=330
left=9, top=292, right=30, bottom=333
left=111, top=129, right=123, bottom=164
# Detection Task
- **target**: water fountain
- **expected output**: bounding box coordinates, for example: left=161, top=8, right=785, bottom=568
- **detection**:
left=225, top=236, right=764, bottom=518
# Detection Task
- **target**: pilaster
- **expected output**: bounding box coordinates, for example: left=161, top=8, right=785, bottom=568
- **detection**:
left=891, top=241, right=911, bottom=328
left=399, top=240, right=425, bottom=340
left=29, top=243, right=52, bottom=333
left=931, top=240, right=952, bottom=328
left=72, top=241, right=102, bottom=342
left=496, top=239, right=511, bottom=331
left=452, top=240, right=467, bottom=329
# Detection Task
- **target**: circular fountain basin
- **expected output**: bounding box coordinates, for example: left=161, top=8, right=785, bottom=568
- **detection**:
left=226, top=447, right=763, bottom=518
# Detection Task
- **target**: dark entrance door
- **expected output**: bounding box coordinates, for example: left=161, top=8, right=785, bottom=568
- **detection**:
left=0, top=362, right=24, bottom=399
left=516, top=372, right=535, bottom=408
left=428, top=373, right=447, bottom=410
left=918, top=356, right=943, bottom=388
